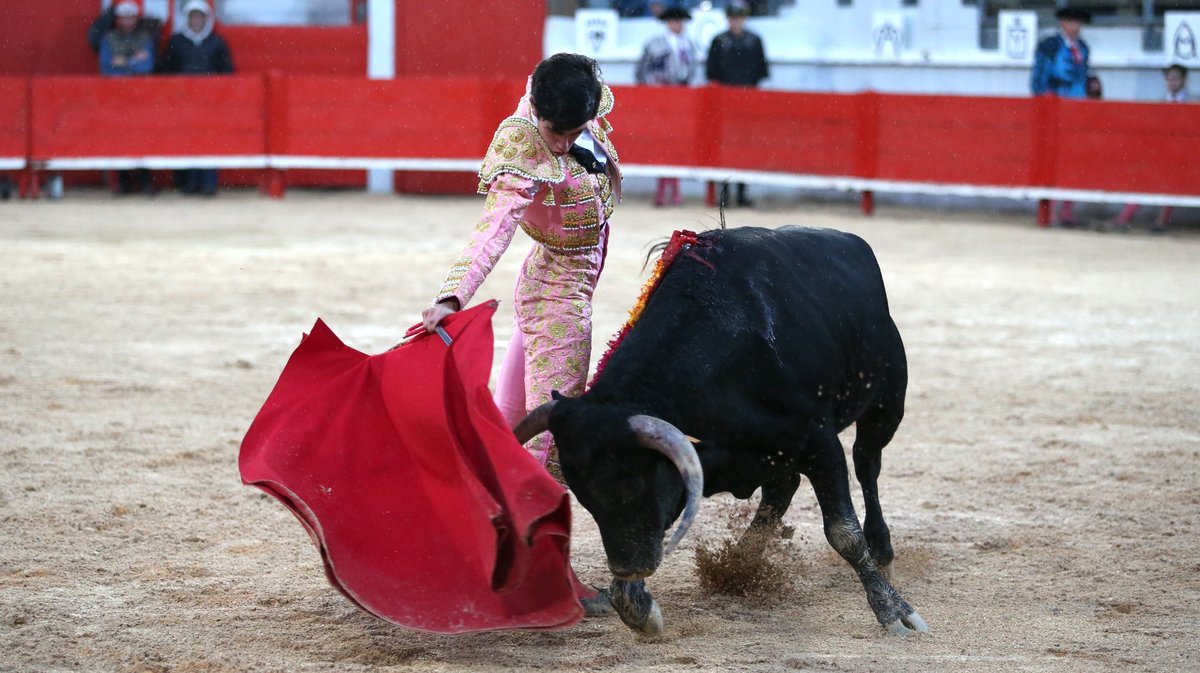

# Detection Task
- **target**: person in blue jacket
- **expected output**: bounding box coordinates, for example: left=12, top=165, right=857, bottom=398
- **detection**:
left=1031, top=8, right=1091, bottom=228
left=99, top=1, right=155, bottom=77
left=1031, top=8, right=1091, bottom=98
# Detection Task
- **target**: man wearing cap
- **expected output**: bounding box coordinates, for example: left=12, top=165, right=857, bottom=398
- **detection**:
left=1031, top=8, right=1091, bottom=98
left=705, top=1, right=768, bottom=207
left=88, top=1, right=163, bottom=59
left=98, top=1, right=156, bottom=196
left=99, top=1, right=155, bottom=76
left=636, top=6, right=697, bottom=207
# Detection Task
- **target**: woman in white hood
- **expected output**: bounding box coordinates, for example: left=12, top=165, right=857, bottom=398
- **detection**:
left=162, top=0, right=233, bottom=195
left=162, top=0, right=233, bottom=75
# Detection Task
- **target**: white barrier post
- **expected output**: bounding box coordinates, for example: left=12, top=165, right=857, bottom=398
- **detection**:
left=366, top=0, right=396, bottom=194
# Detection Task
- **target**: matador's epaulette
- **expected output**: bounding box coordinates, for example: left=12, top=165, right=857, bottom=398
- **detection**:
left=477, top=118, right=564, bottom=193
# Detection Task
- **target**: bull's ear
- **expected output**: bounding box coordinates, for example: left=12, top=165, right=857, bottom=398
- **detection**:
left=551, top=390, right=566, bottom=401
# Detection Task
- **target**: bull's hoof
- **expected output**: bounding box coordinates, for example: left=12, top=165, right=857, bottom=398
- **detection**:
left=609, top=579, right=664, bottom=636
left=581, top=588, right=613, bottom=617
left=885, top=610, right=929, bottom=636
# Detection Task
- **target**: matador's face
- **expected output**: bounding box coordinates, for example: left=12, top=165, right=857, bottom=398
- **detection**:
left=536, top=118, right=587, bottom=157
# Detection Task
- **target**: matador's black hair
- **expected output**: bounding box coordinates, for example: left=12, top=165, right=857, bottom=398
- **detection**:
left=530, top=53, right=603, bottom=132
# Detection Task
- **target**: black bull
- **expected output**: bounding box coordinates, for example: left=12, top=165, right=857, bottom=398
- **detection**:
left=516, top=226, right=928, bottom=636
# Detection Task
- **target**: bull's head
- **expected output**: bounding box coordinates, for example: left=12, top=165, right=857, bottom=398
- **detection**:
left=515, top=396, right=703, bottom=580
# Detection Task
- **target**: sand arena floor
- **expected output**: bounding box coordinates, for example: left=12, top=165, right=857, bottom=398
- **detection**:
left=1, top=191, right=1197, bottom=672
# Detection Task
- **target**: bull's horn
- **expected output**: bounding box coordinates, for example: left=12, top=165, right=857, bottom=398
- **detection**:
left=628, top=415, right=704, bottom=556
left=513, top=400, right=557, bottom=445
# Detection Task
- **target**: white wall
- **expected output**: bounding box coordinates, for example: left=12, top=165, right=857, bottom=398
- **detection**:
left=548, top=1, right=1190, bottom=102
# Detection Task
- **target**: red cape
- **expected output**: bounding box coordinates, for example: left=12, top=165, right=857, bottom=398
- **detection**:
left=239, top=302, right=584, bottom=633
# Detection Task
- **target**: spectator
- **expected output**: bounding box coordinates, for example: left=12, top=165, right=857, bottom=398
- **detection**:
left=162, top=0, right=234, bottom=196
left=705, top=0, right=768, bottom=207
left=1031, top=8, right=1091, bottom=228
left=1103, top=64, right=1191, bottom=234
left=99, top=2, right=155, bottom=77
left=100, top=1, right=156, bottom=196
left=88, top=2, right=163, bottom=60
left=1085, top=74, right=1102, bottom=99
left=636, top=6, right=697, bottom=207
left=1032, top=9, right=1090, bottom=98
left=1163, top=62, right=1190, bottom=102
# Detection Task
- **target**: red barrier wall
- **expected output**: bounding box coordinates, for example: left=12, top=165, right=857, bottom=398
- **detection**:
left=0, top=79, right=29, bottom=162
left=608, top=86, right=707, bottom=168
left=876, top=94, right=1037, bottom=187
left=0, top=0, right=100, bottom=77
left=222, top=26, right=368, bottom=76
left=0, top=1, right=545, bottom=193
left=395, top=2, right=542, bottom=78
left=12, top=75, right=1200, bottom=203
left=30, top=76, right=266, bottom=161
left=271, top=76, right=513, bottom=159
left=1055, top=98, right=1200, bottom=195
left=719, top=88, right=862, bottom=176
left=391, top=1, right=543, bottom=193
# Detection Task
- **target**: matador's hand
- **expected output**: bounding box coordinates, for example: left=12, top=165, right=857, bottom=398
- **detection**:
left=421, top=299, right=459, bottom=333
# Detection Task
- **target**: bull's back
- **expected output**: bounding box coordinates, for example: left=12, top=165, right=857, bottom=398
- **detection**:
left=704, top=226, right=890, bottom=317
left=596, top=226, right=904, bottom=435
left=691, top=226, right=896, bottom=354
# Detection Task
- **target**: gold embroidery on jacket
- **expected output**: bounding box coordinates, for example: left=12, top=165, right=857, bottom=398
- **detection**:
left=561, top=201, right=600, bottom=231
left=437, top=255, right=474, bottom=299
left=477, top=117, right=564, bottom=192
left=519, top=221, right=601, bottom=253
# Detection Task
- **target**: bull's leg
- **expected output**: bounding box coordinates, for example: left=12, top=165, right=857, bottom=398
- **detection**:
left=852, top=413, right=899, bottom=577
left=608, top=578, right=663, bottom=636
left=738, top=473, right=802, bottom=554
left=806, top=430, right=927, bottom=635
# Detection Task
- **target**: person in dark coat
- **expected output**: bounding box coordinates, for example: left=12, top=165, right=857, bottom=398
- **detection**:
left=162, top=0, right=233, bottom=76
left=162, top=0, right=234, bottom=195
left=705, top=1, right=768, bottom=207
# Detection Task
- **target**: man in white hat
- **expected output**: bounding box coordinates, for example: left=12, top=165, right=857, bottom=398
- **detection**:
left=636, top=6, right=697, bottom=207
left=98, top=1, right=156, bottom=195
left=99, top=1, right=155, bottom=76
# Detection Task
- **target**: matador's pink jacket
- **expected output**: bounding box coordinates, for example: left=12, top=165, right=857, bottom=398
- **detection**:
left=434, top=83, right=622, bottom=465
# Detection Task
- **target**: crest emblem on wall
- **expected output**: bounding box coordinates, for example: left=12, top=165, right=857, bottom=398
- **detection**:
left=1174, top=22, right=1197, bottom=60
left=574, top=9, right=618, bottom=57
left=999, top=11, right=1037, bottom=63
left=871, top=12, right=905, bottom=59
left=1165, top=12, right=1200, bottom=65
